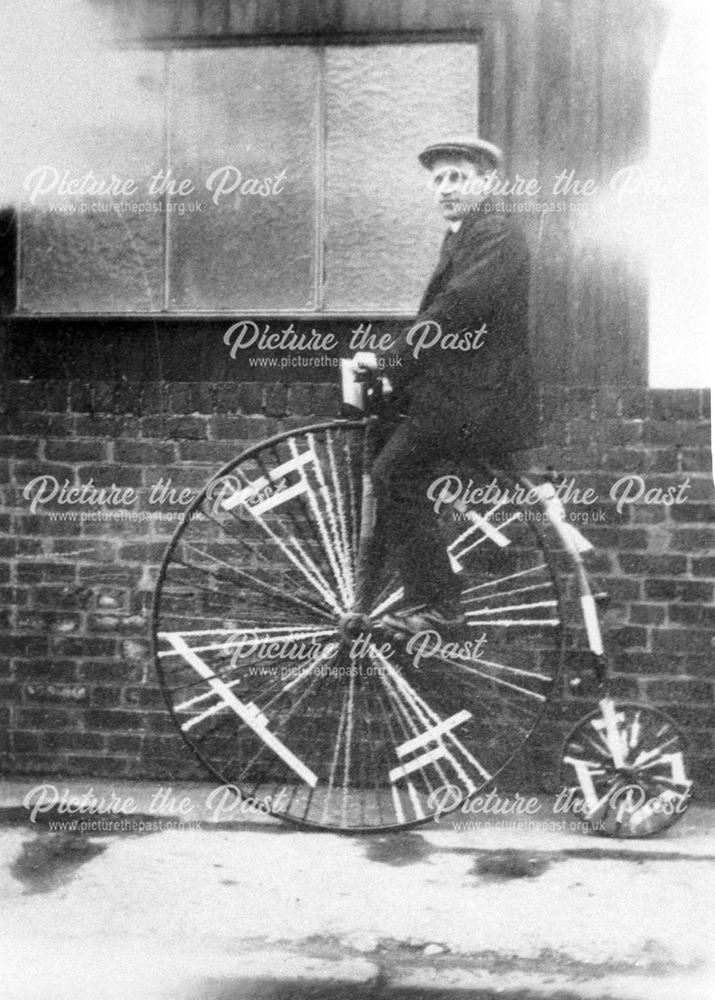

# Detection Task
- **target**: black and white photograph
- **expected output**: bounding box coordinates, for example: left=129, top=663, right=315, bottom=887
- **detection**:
left=0, top=1, right=712, bottom=998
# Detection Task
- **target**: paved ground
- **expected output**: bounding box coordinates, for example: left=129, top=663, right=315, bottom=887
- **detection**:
left=0, top=779, right=713, bottom=1000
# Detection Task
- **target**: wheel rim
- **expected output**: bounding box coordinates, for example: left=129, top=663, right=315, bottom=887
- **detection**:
left=559, top=698, right=692, bottom=838
left=152, top=420, right=565, bottom=831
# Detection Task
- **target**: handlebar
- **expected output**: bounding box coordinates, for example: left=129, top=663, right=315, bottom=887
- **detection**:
left=340, top=358, right=391, bottom=414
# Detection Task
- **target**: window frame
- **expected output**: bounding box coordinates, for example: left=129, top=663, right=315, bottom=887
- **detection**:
left=13, top=28, right=503, bottom=320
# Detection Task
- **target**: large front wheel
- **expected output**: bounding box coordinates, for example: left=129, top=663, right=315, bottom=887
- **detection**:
left=152, top=421, right=566, bottom=831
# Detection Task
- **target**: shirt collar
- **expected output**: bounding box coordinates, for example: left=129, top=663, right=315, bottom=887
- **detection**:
left=448, top=220, right=462, bottom=234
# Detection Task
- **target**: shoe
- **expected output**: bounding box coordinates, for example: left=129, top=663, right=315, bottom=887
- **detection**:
left=381, top=602, right=466, bottom=635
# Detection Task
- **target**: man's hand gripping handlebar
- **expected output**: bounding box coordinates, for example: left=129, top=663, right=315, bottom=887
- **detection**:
left=341, top=352, right=393, bottom=414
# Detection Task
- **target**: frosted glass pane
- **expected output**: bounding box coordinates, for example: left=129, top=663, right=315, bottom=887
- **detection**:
left=18, top=51, right=165, bottom=313
left=324, top=44, right=479, bottom=312
left=168, top=48, right=319, bottom=311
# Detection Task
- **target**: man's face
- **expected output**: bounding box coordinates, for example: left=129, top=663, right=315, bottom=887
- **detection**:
left=429, top=156, right=493, bottom=221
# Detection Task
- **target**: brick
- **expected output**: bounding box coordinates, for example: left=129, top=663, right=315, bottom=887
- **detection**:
left=138, top=383, right=165, bottom=414
left=0, top=586, right=30, bottom=607
left=601, top=675, right=642, bottom=700
left=691, top=556, right=715, bottom=577
left=12, top=731, right=43, bottom=753
left=16, top=515, right=82, bottom=537
left=124, top=685, right=165, bottom=708
left=644, top=579, right=713, bottom=602
left=8, top=414, right=74, bottom=436
left=168, top=383, right=215, bottom=415
left=680, top=448, right=713, bottom=473
left=601, top=420, right=643, bottom=445
left=13, top=537, right=45, bottom=556
left=666, top=704, right=715, bottom=729
left=669, top=503, right=715, bottom=523
left=16, top=707, right=78, bottom=729
left=114, top=441, right=177, bottom=465
left=84, top=709, right=143, bottom=731
left=14, top=658, right=77, bottom=682
left=106, top=734, right=144, bottom=754
left=0, top=438, right=39, bottom=458
left=0, top=635, right=49, bottom=657
left=13, top=460, right=76, bottom=485
left=669, top=528, right=715, bottom=551
left=642, top=421, right=687, bottom=446
left=599, top=448, right=648, bottom=473
left=650, top=389, right=703, bottom=420
left=16, top=608, right=81, bottom=631
left=618, top=553, right=687, bottom=576
left=163, top=416, right=210, bottom=440
left=118, top=542, right=168, bottom=563
left=68, top=382, right=93, bottom=412
left=597, top=577, right=642, bottom=601
left=629, top=603, right=667, bottom=625
left=45, top=440, right=108, bottom=462
left=652, top=475, right=713, bottom=501
left=669, top=604, right=715, bottom=627
left=75, top=663, right=142, bottom=684
left=209, top=415, right=279, bottom=440
left=30, top=585, right=93, bottom=610
left=50, top=636, right=117, bottom=658
left=88, top=686, right=124, bottom=708
left=287, top=384, right=314, bottom=416
left=228, top=382, right=266, bottom=414
left=651, top=629, right=715, bottom=655
left=646, top=448, right=681, bottom=473
left=607, top=625, right=648, bottom=650
left=74, top=415, right=141, bottom=438
left=51, top=539, right=114, bottom=560
left=78, top=565, right=143, bottom=586
left=619, top=389, right=649, bottom=419
left=586, top=527, right=648, bottom=550
left=643, top=679, right=714, bottom=703
left=42, top=731, right=106, bottom=752
left=615, top=651, right=683, bottom=674
left=23, top=682, right=88, bottom=704
left=175, top=441, right=237, bottom=464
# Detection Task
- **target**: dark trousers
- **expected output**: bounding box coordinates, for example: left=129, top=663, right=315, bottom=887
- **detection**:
left=368, top=413, right=491, bottom=608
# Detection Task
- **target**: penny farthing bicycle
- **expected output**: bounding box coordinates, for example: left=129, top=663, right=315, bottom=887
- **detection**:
left=151, top=364, right=693, bottom=836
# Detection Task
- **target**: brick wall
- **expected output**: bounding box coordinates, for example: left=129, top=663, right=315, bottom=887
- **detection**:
left=0, top=380, right=713, bottom=793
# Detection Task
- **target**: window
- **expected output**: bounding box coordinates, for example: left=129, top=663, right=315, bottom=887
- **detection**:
left=18, top=41, right=479, bottom=316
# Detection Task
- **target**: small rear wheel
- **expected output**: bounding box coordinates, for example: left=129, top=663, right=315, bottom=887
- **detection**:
left=559, top=698, right=692, bottom=837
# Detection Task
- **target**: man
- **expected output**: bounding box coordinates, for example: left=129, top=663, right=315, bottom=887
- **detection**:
left=357, top=137, right=539, bottom=631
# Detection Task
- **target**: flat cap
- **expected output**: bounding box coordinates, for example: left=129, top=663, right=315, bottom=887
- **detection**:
left=418, top=137, right=503, bottom=170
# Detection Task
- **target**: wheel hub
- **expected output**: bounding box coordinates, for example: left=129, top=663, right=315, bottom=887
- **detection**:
left=339, top=612, right=371, bottom=643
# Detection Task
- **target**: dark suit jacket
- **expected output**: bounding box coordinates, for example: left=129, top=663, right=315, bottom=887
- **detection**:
left=382, top=203, right=539, bottom=452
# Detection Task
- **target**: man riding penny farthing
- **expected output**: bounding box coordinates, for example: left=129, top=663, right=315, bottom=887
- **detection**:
left=350, top=137, right=537, bottom=634
left=152, top=138, right=693, bottom=835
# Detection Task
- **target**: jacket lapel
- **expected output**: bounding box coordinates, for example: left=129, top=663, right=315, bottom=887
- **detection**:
left=418, top=227, right=458, bottom=312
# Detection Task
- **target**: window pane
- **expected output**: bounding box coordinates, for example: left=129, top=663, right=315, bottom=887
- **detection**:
left=168, top=48, right=319, bottom=312
left=324, top=44, right=479, bottom=312
left=18, top=51, right=165, bottom=314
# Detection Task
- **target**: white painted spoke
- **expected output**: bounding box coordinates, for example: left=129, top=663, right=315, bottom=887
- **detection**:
left=163, top=634, right=317, bottom=787
left=466, top=599, right=558, bottom=618
left=460, top=563, right=549, bottom=595
left=370, top=644, right=489, bottom=787
left=370, top=586, right=405, bottom=619
left=290, top=436, right=351, bottom=610
left=325, top=430, right=357, bottom=601
left=461, top=581, right=553, bottom=605
left=467, top=618, right=560, bottom=627
left=431, top=653, right=547, bottom=701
